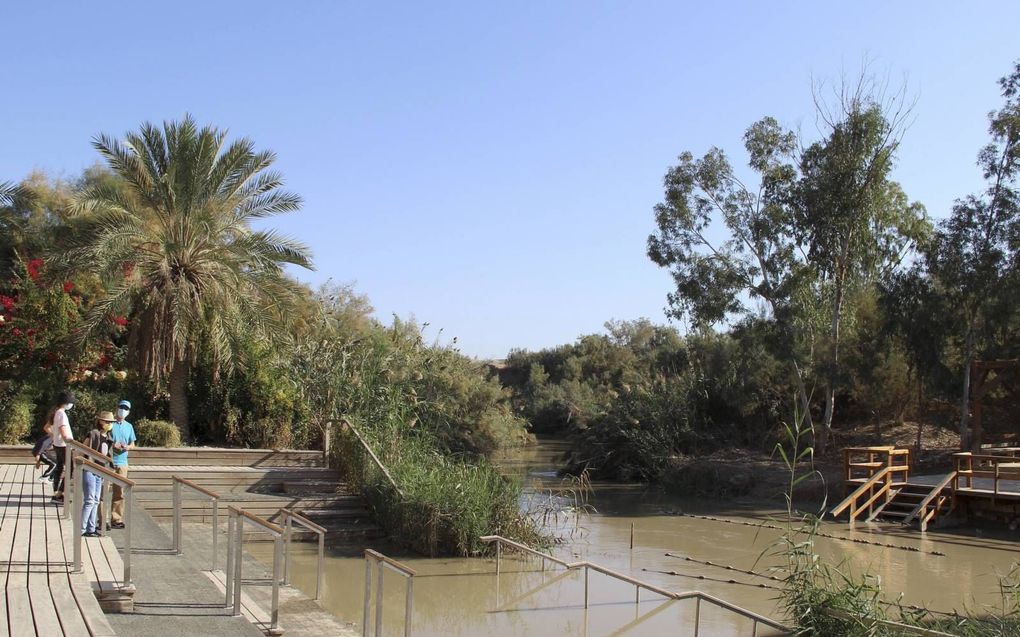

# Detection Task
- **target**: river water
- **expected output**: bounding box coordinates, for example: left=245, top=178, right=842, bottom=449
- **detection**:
left=253, top=438, right=1020, bottom=636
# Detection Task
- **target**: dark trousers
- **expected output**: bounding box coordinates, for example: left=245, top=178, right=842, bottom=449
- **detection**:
left=51, top=446, right=67, bottom=494
left=38, top=454, right=57, bottom=478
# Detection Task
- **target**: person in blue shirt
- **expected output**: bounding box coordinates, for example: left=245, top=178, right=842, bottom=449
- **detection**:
left=108, top=399, right=137, bottom=529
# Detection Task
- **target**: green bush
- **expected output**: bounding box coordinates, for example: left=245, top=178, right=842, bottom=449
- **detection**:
left=334, top=419, right=542, bottom=556
left=135, top=418, right=182, bottom=447
left=0, top=395, right=34, bottom=444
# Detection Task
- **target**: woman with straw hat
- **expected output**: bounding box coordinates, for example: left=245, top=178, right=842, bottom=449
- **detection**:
left=81, top=412, right=114, bottom=537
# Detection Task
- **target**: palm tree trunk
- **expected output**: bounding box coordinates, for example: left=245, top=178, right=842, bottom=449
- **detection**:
left=169, top=357, right=192, bottom=442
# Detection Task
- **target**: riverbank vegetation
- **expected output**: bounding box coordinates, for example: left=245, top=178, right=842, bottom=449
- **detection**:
left=498, top=62, right=1020, bottom=487
left=0, top=119, right=537, bottom=555
left=774, top=408, right=1020, bottom=636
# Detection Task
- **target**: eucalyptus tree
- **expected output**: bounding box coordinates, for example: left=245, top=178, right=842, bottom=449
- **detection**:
left=648, top=117, right=818, bottom=433
left=61, top=116, right=313, bottom=440
left=927, top=61, right=1020, bottom=448
left=796, top=77, right=927, bottom=452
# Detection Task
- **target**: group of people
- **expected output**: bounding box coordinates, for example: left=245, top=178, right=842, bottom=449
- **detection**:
left=31, top=389, right=138, bottom=537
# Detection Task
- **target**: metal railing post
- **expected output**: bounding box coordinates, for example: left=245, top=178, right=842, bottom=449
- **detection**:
left=233, top=514, right=243, bottom=617
left=103, top=475, right=113, bottom=531
left=173, top=478, right=182, bottom=555
left=73, top=459, right=84, bottom=571
left=64, top=447, right=74, bottom=519
left=694, top=596, right=701, bottom=637
left=284, top=515, right=292, bottom=585
left=363, top=559, right=372, bottom=637
left=225, top=511, right=235, bottom=608
left=404, top=576, right=413, bottom=637
left=124, top=484, right=133, bottom=586
left=374, top=561, right=384, bottom=637
left=316, top=530, right=324, bottom=601
left=212, top=499, right=219, bottom=571
left=495, top=541, right=501, bottom=577
left=584, top=565, right=589, bottom=609
left=271, top=535, right=283, bottom=635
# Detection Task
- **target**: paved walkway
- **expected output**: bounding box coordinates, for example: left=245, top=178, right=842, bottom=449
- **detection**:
left=160, top=517, right=359, bottom=637
left=102, top=498, right=263, bottom=637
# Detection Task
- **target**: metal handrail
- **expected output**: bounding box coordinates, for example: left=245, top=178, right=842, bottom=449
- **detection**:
left=225, top=506, right=285, bottom=636
left=280, top=509, right=326, bottom=601
left=173, top=476, right=220, bottom=570
left=72, top=457, right=136, bottom=591
left=62, top=439, right=113, bottom=520
left=338, top=419, right=404, bottom=497
left=479, top=535, right=790, bottom=635
left=824, top=608, right=955, bottom=636
left=363, top=549, right=415, bottom=637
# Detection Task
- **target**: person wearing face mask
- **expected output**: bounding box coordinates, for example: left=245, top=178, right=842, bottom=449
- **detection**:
left=82, top=412, right=114, bottom=537
left=47, top=389, right=75, bottom=504
left=108, top=399, right=136, bottom=529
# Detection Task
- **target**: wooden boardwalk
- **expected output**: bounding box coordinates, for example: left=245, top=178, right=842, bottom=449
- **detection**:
left=0, top=463, right=118, bottom=636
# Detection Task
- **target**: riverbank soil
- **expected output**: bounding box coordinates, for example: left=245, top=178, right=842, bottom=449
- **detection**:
left=661, top=421, right=962, bottom=508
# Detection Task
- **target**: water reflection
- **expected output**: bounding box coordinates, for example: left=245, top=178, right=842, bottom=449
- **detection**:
left=250, top=438, right=1020, bottom=636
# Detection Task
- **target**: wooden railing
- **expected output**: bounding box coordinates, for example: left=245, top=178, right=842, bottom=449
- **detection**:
left=479, top=535, right=791, bottom=635
left=843, top=446, right=911, bottom=483
left=830, top=466, right=906, bottom=526
left=954, top=452, right=1020, bottom=503
left=903, top=471, right=957, bottom=531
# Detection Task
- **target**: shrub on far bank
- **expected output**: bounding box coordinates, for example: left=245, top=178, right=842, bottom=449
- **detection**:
left=135, top=418, right=182, bottom=447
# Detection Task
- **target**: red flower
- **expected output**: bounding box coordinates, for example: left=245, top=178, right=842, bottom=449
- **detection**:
left=0, top=296, right=13, bottom=312
left=111, top=316, right=128, bottom=327
left=12, top=328, right=22, bottom=337
left=97, top=354, right=111, bottom=368
left=63, top=281, right=74, bottom=293
left=26, top=259, right=43, bottom=281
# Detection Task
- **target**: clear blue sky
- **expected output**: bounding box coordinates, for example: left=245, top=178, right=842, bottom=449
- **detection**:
left=2, top=2, right=1016, bottom=358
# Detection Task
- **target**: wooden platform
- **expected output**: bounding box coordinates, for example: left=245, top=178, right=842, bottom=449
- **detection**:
left=0, top=463, right=119, bottom=636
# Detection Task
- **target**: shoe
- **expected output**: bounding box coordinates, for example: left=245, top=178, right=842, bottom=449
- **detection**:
left=51, top=496, right=64, bottom=504
left=110, top=522, right=125, bottom=529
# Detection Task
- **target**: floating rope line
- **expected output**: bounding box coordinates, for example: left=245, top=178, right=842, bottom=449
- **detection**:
left=642, top=568, right=782, bottom=591
left=664, top=553, right=781, bottom=582
left=678, top=513, right=947, bottom=557
left=652, top=559, right=969, bottom=620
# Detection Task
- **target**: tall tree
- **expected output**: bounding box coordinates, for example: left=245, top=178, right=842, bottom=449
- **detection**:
left=796, top=76, right=927, bottom=453
left=648, top=116, right=818, bottom=433
left=60, top=116, right=313, bottom=440
left=927, top=61, right=1020, bottom=449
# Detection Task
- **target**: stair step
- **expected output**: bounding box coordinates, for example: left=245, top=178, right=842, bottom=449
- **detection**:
left=282, top=481, right=343, bottom=495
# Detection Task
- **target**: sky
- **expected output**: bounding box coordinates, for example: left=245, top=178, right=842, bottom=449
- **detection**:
left=1, top=2, right=1017, bottom=359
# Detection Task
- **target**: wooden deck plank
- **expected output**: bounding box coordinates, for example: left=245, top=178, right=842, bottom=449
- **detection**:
left=7, top=587, right=35, bottom=637
left=1, top=467, right=28, bottom=588
left=28, top=585, right=65, bottom=637
left=49, top=582, right=93, bottom=637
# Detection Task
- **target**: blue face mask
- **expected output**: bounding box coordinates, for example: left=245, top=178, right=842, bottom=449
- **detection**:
left=116, top=408, right=129, bottom=419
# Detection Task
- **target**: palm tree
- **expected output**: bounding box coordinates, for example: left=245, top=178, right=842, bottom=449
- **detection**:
left=62, top=116, right=313, bottom=440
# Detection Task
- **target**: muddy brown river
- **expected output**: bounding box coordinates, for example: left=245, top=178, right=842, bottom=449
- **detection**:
left=251, top=439, right=1020, bottom=636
